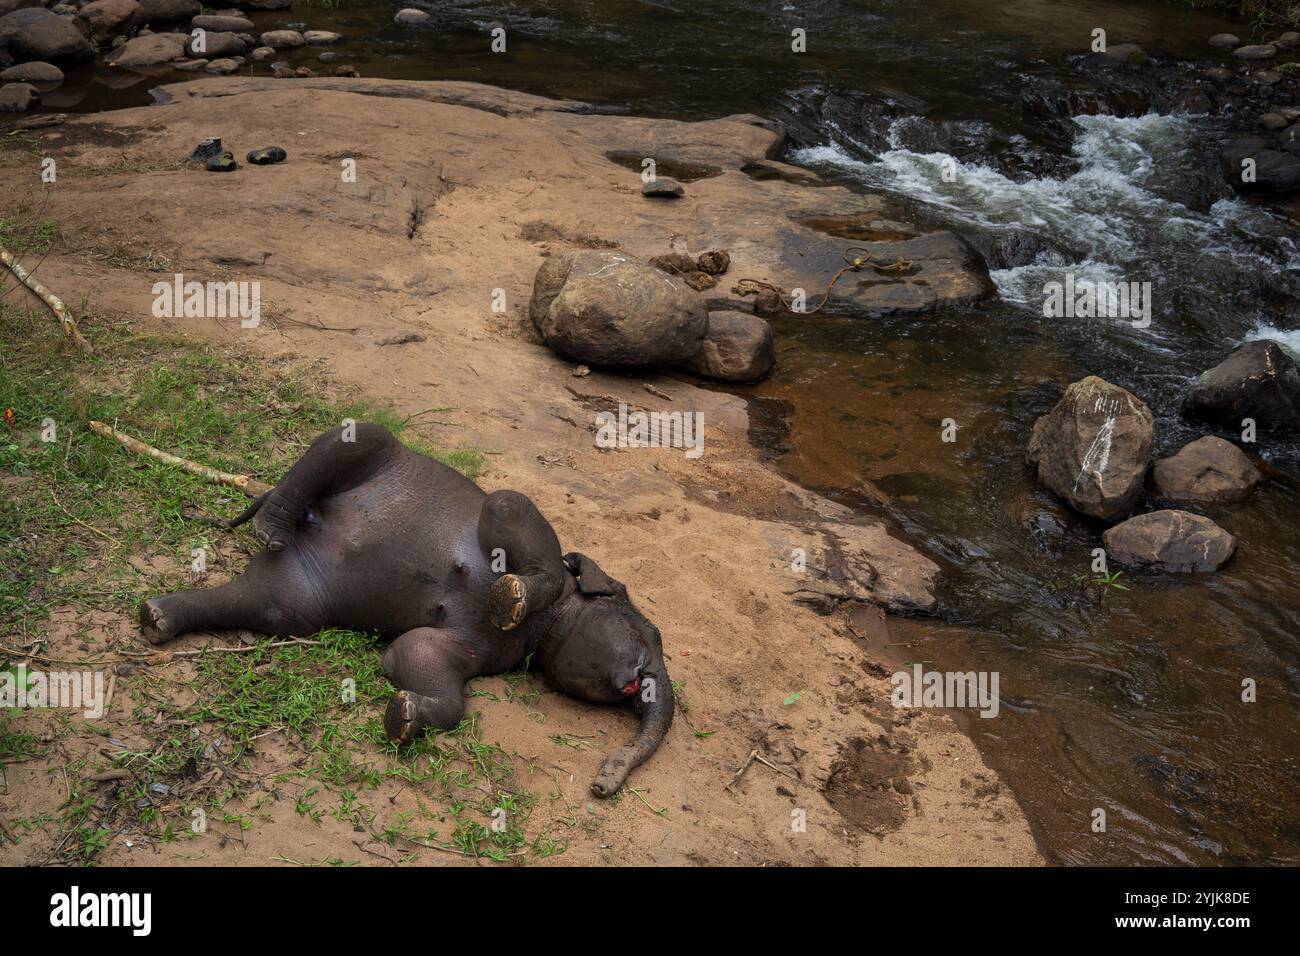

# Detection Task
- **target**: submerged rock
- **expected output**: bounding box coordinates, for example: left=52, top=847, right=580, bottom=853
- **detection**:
left=1026, top=376, right=1154, bottom=522
left=1103, top=510, right=1236, bottom=572
left=1153, top=436, right=1262, bottom=503
left=1182, top=339, right=1300, bottom=433
left=1208, top=34, right=1240, bottom=48
left=683, top=310, right=774, bottom=383
left=530, top=250, right=708, bottom=367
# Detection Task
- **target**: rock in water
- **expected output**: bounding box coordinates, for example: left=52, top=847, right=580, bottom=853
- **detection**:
left=0, top=60, right=63, bottom=83
left=191, top=15, right=254, bottom=32
left=530, top=250, right=708, bottom=367
left=394, top=8, right=431, bottom=25
left=1234, top=44, right=1277, bottom=59
left=1182, top=339, right=1300, bottom=433
left=1153, top=436, right=1262, bottom=503
left=239, top=0, right=292, bottom=9
left=1220, top=137, right=1300, bottom=195
left=1102, top=510, right=1236, bottom=572
left=135, top=0, right=198, bottom=23
left=303, top=30, right=340, bottom=45
left=683, top=311, right=775, bottom=383
left=1208, top=33, right=1240, bottom=48
left=187, top=30, right=245, bottom=59
left=0, top=80, right=39, bottom=111
left=106, top=31, right=185, bottom=67
left=1026, top=376, right=1154, bottom=522
left=0, top=8, right=95, bottom=63
left=204, top=57, right=238, bottom=74
left=642, top=178, right=685, bottom=198
left=260, top=30, right=304, bottom=50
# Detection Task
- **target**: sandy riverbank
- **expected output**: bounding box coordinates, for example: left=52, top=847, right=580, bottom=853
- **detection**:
left=0, top=78, right=1039, bottom=865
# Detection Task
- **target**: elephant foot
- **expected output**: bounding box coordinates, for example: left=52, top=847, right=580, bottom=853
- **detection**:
left=384, top=690, right=432, bottom=745
left=139, top=598, right=172, bottom=645
left=487, top=574, right=528, bottom=631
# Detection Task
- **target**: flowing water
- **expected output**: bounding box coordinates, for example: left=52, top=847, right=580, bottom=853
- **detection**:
left=46, top=0, right=1300, bottom=863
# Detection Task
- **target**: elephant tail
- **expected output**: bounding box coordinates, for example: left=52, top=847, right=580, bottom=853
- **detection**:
left=226, top=490, right=270, bottom=529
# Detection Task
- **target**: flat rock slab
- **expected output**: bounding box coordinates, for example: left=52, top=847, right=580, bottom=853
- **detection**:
left=1103, top=510, right=1236, bottom=572
left=1153, top=436, right=1262, bottom=503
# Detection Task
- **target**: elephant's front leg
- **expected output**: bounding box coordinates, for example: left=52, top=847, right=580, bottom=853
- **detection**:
left=381, top=627, right=478, bottom=743
left=476, top=490, right=568, bottom=632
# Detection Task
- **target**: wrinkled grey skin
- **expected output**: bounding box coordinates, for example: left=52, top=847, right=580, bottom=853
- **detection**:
left=140, top=423, right=672, bottom=797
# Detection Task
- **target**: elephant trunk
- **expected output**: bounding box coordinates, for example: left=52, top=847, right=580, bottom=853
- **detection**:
left=590, top=665, right=674, bottom=798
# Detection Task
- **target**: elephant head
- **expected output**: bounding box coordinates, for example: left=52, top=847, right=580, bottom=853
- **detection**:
left=538, top=553, right=675, bottom=798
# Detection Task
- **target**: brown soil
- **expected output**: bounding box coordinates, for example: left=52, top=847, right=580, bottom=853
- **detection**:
left=0, top=78, right=1040, bottom=866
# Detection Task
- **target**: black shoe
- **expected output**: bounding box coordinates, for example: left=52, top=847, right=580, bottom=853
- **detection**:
left=189, top=137, right=223, bottom=162
left=246, top=146, right=287, bottom=165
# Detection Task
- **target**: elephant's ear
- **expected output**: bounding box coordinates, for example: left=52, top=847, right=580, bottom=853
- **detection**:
left=563, top=552, right=620, bottom=596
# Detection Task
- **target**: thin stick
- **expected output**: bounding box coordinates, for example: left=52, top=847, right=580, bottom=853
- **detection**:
left=170, top=637, right=319, bottom=657
left=87, top=420, right=273, bottom=498
left=725, top=749, right=758, bottom=791
left=0, top=245, right=92, bottom=352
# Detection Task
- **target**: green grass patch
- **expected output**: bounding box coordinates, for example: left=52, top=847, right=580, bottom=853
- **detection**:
left=0, top=291, right=563, bottom=863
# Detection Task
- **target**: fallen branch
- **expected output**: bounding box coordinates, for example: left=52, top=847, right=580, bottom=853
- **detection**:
left=0, top=244, right=92, bottom=353
left=88, top=420, right=273, bottom=498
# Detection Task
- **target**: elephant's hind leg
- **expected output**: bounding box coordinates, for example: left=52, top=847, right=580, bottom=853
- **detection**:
left=381, top=627, right=473, bottom=744
left=477, top=490, right=567, bottom=632
left=140, top=574, right=317, bottom=644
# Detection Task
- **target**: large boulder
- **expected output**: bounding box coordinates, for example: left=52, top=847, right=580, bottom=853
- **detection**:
left=1102, top=510, right=1236, bottom=573
left=0, top=0, right=43, bottom=17
left=530, top=250, right=708, bottom=367
left=1026, top=376, right=1154, bottom=522
left=1153, top=436, right=1262, bottom=503
left=1182, top=339, right=1300, bottom=433
left=105, top=30, right=185, bottom=67
left=682, top=311, right=774, bottom=383
left=135, top=0, right=196, bottom=23
left=76, top=0, right=145, bottom=45
left=1221, top=137, right=1300, bottom=195
left=0, top=8, right=94, bottom=63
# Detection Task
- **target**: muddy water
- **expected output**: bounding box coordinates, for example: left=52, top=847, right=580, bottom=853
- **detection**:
left=51, top=1, right=1300, bottom=863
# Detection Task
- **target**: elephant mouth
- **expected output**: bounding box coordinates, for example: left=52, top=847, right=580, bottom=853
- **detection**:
left=620, top=677, right=642, bottom=697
